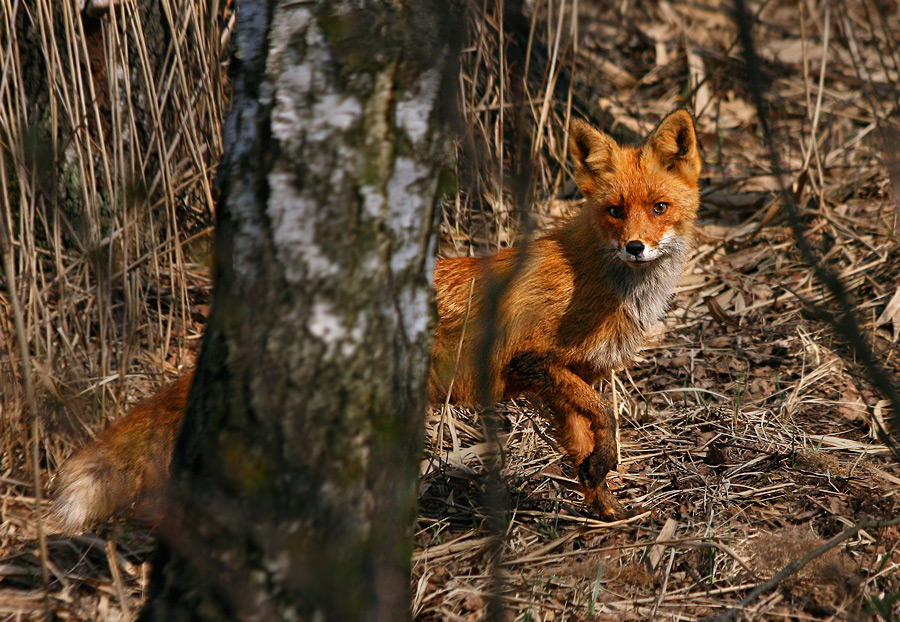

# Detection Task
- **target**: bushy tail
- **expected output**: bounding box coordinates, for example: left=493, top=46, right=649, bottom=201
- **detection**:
left=52, top=372, right=194, bottom=531
left=52, top=446, right=144, bottom=531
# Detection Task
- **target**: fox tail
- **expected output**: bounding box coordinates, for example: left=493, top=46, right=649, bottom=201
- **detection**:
left=51, top=372, right=192, bottom=531
left=52, top=447, right=143, bottom=531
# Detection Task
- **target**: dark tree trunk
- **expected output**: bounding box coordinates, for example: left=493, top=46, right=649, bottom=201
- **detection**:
left=139, top=1, right=462, bottom=621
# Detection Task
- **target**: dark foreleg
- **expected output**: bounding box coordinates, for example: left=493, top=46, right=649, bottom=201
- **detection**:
left=505, top=354, right=633, bottom=521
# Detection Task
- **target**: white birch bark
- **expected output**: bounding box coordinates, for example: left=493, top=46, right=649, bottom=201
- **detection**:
left=140, top=1, right=462, bottom=621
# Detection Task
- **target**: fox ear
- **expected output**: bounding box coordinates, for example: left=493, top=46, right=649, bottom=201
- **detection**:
left=644, top=110, right=701, bottom=183
left=569, top=119, right=621, bottom=196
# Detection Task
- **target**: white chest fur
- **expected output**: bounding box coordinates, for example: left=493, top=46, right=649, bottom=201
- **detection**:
left=586, top=237, right=691, bottom=369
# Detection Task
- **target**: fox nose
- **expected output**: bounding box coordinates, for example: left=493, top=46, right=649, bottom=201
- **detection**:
left=624, top=240, right=645, bottom=257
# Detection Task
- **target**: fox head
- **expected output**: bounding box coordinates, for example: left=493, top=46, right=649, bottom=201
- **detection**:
left=569, top=110, right=701, bottom=266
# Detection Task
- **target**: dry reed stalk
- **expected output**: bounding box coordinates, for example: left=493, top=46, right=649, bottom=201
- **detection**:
left=0, top=0, right=226, bottom=476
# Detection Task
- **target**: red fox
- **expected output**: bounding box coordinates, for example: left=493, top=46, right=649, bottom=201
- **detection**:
left=53, top=110, right=701, bottom=529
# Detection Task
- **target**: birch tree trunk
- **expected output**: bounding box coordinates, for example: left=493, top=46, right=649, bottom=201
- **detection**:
left=139, top=1, right=462, bottom=620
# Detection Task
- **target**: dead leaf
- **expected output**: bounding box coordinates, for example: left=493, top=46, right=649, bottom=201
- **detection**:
left=671, top=355, right=690, bottom=368
left=704, top=443, right=727, bottom=466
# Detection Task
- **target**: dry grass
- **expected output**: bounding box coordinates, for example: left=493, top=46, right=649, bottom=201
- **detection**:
left=0, top=0, right=225, bottom=467
left=1, top=0, right=225, bottom=616
left=3, top=0, right=900, bottom=620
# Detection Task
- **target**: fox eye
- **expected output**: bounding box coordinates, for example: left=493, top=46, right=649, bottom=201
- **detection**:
left=608, top=205, right=625, bottom=219
left=653, top=202, right=669, bottom=215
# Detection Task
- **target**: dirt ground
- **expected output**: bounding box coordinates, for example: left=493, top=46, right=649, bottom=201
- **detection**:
left=2, top=0, right=900, bottom=620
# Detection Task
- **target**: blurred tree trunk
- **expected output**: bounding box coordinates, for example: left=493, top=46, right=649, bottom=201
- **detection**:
left=138, top=1, right=462, bottom=621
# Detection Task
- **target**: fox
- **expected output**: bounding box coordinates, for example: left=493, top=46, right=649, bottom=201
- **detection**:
left=53, top=109, right=702, bottom=530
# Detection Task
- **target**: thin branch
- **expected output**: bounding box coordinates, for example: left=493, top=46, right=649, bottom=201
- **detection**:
left=732, top=0, right=900, bottom=453
left=703, top=515, right=900, bottom=622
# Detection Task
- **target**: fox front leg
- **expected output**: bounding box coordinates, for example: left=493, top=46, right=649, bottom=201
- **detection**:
left=566, top=387, right=634, bottom=522
left=505, top=354, right=635, bottom=521
left=575, top=430, right=634, bottom=522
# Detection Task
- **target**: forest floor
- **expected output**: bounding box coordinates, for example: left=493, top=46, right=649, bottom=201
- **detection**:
left=2, top=0, right=900, bottom=620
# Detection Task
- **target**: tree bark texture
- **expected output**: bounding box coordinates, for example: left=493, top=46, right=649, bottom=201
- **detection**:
left=140, top=1, right=462, bottom=621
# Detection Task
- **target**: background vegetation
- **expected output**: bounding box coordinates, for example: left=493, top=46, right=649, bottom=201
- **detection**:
left=1, top=0, right=899, bottom=619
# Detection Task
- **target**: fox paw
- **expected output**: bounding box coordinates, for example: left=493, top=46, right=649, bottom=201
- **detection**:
left=586, top=484, right=637, bottom=522
left=576, top=451, right=637, bottom=522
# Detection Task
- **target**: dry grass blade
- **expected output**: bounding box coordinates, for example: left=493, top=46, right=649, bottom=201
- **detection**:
left=0, top=198, right=50, bottom=619
left=0, top=0, right=225, bottom=617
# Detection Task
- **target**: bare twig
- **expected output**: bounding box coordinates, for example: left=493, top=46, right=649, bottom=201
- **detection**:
left=703, top=515, right=900, bottom=622
left=732, top=0, right=900, bottom=452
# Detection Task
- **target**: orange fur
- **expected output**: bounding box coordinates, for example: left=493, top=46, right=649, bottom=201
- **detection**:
left=53, top=374, right=192, bottom=530
left=53, top=111, right=702, bottom=529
